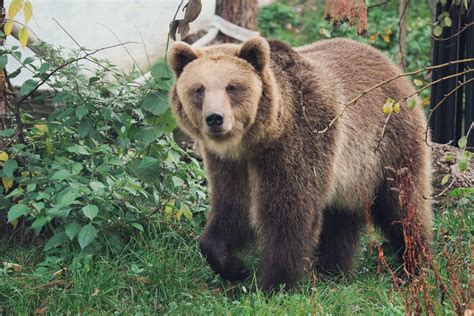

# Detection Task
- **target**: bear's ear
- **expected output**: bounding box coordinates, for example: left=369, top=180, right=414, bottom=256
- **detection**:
left=238, top=37, right=270, bottom=73
left=168, top=42, right=199, bottom=76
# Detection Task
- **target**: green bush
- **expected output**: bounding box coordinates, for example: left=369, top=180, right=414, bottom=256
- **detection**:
left=0, top=43, right=208, bottom=271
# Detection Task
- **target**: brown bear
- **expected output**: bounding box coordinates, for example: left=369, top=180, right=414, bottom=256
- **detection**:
left=168, top=37, right=432, bottom=293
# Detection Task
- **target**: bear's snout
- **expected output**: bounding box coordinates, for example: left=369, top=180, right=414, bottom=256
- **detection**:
left=205, top=112, right=224, bottom=128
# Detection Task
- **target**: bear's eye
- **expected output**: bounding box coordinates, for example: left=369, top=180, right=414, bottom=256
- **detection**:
left=195, top=86, right=205, bottom=95
left=226, top=85, right=238, bottom=94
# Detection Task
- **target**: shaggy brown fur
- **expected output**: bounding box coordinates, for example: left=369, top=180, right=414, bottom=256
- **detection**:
left=168, top=37, right=432, bottom=293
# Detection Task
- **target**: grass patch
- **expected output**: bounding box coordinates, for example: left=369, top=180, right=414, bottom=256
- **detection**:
left=0, top=200, right=470, bottom=314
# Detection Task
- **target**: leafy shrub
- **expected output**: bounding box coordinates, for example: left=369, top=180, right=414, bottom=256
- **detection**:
left=0, top=43, right=208, bottom=268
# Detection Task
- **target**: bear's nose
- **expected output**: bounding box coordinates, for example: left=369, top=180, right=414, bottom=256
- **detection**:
left=205, top=112, right=224, bottom=128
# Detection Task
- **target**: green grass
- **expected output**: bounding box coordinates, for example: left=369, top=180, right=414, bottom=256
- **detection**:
left=0, top=201, right=470, bottom=314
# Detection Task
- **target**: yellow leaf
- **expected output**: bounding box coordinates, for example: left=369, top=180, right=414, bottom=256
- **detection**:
left=182, top=204, right=193, bottom=220
left=45, top=139, right=53, bottom=155
left=0, top=151, right=8, bottom=161
left=19, top=26, right=28, bottom=48
left=421, top=96, right=431, bottom=107
left=34, top=124, right=48, bottom=133
left=164, top=200, right=175, bottom=218
left=383, top=103, right=393, bottom=114
left=8, top=0, right=23, bottom=19
left=414, top=79, right=424, bottom=87
left=319, top=28, right=331, bottom=38
left=10, top=219, right=18, bottom=229
left=23, top=1, right=33, bottom=23
left=4, top=20, right=13, bottom=36
left=20, top=171, right=30, bottom=177
left=394, top=103, right=400, bottom=113
left=4, top=262, right=22, bottom=272
left=175, top=209, right=183, bottom=221
left=382, top=34, right=391, bottom=43
left=2, top=177, right=14, bottom=192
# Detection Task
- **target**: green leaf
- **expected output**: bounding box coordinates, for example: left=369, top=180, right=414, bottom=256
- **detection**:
left=39, top=62, right=50, bottom=75
left=56, top=189, right=79, bottom=207
left=458, top=159, right=468, bottom=172
left=133, top=157, right=161, bottom=183
left=444, top=16, right=452, bottom=27
left=66, top=145, right=91, bottom=155
left=464, top=150, right=472, bottom=161
left=441, top=174, right=450, bottom=186
left=131, top=223, right=144, bottom=232
left=44, top=231, right=68, bottom=251
left=3, top=159, right=18, bottom=178
left=47, top=206, right=71, bottom=218
left=31, top=217, right=48, bottom=235
left=78, top=224, right=97, bottom=249
left=90, top=181, right=106, bottom=192
left=151, top=62, right=172, bottom=80
left=172, top=176, right=185, bottom=187
left=0, top=128, right=16, bottom=138
left=0, top=55, right=8, bottom=70
left=78, top=120, right=93, bottom=138
left=154, top=109, right=177, bottom=133
left=82, top=204, right=99, bottom=221
left=433, top=25, right=443, bottom=37
left=137, top=127, right=163, bottom=146
left=51, top=169, right=72, bottom=181
left=8, top=67, right=21, bottom=79
left=65, top=222, right=81, bottom=240
left=23, top=57, right=35, bottom=65
left=20, top=79, right=37, bottom=96
left=76, top=105, right=89, bottom=120
left=142, top=92, right=169, bottom=116
left=407, top=97, right=417, bottom=109
left=458, top=136, right=467, bottom=149
left=8, top=204, right=28, bottom=222
left=89, top=76, right=100, bottom=85
left=52, top=91, right=71, bottom=104
left=182, top=204, right=193, bottom=220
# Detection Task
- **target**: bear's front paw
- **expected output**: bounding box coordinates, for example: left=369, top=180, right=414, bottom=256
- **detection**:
left=258, top=267, right=297, bottom=294
left=199, top=235, right=250, bottom=281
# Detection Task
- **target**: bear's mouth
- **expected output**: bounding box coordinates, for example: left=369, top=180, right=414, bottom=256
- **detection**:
left=206, top=128, right=233, bottom=141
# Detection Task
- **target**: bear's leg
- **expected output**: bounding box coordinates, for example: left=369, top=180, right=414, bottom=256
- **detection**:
left=199, top=153, right=255, bottom=281
left=251, top=166, right=322, bottom=293
left=371, top=183, right=432, bottom=265
left=316, top=209, right=364, bottom=277
left=256, top=205, right=319, bottom=293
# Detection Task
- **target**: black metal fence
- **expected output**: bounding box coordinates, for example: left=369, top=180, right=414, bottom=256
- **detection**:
left=430, top=1, right=473, bottom=147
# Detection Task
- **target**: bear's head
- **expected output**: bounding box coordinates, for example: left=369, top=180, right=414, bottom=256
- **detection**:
left=169, top=37, right=276, bottom=158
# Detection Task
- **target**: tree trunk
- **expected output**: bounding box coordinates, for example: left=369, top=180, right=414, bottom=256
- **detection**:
left=398, top=0, right=408, bottom=69
left=217, top=0, right=259, bottom=43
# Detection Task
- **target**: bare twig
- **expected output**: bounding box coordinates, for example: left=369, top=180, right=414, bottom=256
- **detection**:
left=317, top=58, right=474, bottom=134
left=368, top=0, right=390, bottom=9
left=99, top=23, right=144, bottom=76
left=373, top=111, right=393, bottom=152
left=371, top=69, right=473, bottom=150
left=432, top=22, right=474, bottom=41
left=164, top=0, right=186, bottom=61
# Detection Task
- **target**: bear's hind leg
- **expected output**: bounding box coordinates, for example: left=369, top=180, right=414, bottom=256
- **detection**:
left=316, top=209, right=364, bottom=277
left=371, top=186, right=432, bottom=267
